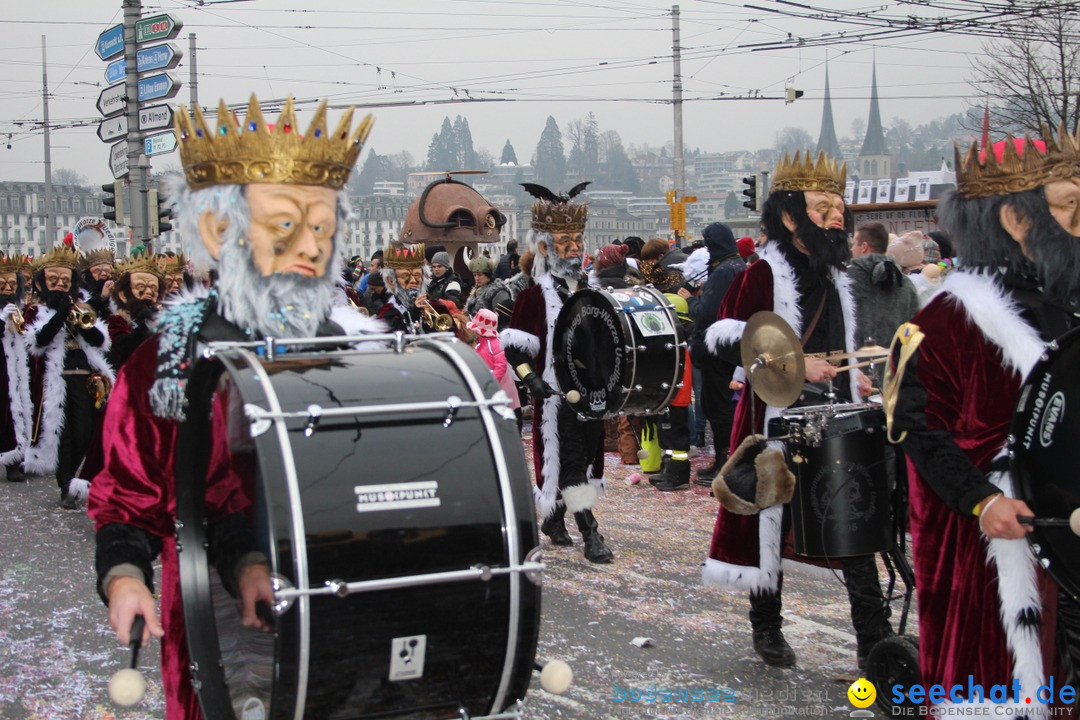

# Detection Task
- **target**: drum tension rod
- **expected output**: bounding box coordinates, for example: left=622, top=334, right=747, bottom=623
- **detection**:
left=304, top=404, right=322, bottom=437
left=444, top=396, right=462, bottom=427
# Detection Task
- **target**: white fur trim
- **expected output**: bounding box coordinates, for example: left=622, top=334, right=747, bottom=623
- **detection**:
left=702, top=503, right=783, bottom=593
left=832, top=267, right=862, bottom=402
left=500, top=328, right=540, bottom=357
left=329, top=305, right=386, bottom=336
left=0, top=327, right=31, bottom=466
left=939, top=270, right=1044, bottom=379
left=757, top=245, right=801, bottom=337
left=704, top=319, right=747, bottom=354
left=67, top=477, right=90, bottom=503
left=561, top=483, right=598, bottom=514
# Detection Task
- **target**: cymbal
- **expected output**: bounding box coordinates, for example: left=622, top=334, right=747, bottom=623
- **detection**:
left=741, top=311, right=805, bottom=407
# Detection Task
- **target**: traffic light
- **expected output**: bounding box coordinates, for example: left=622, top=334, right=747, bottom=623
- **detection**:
left=102, top=180, right=124, bottom=223
left=148, top=188, right=174, bottom=236
left=741, top=175, right=758, bottom=213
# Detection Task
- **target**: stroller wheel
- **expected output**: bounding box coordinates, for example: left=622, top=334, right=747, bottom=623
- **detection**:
left=867, top=635, right=920, bottom=715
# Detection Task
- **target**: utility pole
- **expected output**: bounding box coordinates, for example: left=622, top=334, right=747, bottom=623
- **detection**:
left=123, top=0, right=149, bottom=249
left=188, top=32, right=198, bottom=109
left=671, top=5, right=685, bottom=198
left=42, top=35, right=55, bottom=250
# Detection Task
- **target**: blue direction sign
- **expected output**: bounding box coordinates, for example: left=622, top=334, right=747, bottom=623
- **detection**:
left=95, top=24, right=124, bottom=61
left=104, top=58, right=125, bottom=85
left=137, top=72, right=180, bottom=102
left=144, top=131, right=178, bottom=157
left=137, top=43, right=183, bottom=73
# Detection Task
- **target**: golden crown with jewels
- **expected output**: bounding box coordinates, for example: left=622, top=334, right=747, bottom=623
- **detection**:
left=175, top=94, right=375, bottom=191
left=0, top=253, right=32, bottom=274
left=955, top=123, right=1080, bottom=199
left=383, top=243, right=427, bottom=270
left=771, top=150, right=847, bottom=196
left=34, top=245, right=80, bottom=271
left=79, top=248, right=115, bottom=270
left=115, top=255, right=163, bottom=282
left=157, top=252, right=188, bottom=275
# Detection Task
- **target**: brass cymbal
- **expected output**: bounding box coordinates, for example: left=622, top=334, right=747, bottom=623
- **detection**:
left=741, top=311, right=805, bottom=407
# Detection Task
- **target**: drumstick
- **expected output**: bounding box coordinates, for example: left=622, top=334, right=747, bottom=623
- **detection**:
left=832, top=360, right=875, bottom=373
left=109, top=615, right=147, bottom=706
left=534, top=660, right=573, bottom=694
left=1018, top=508, right=1080, bottom=536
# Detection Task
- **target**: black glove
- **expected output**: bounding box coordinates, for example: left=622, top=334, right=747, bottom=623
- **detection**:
left=521, top=372, right=553, bottom=400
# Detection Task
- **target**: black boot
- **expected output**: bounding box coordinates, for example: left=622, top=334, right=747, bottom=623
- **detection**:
left=573, top=510, right=614, bottom=563
left=647, top=459, right=669, bottom=486
left=842, top=556, right=893, bottom=669
left=540, top=504, right=573, bottom=546
left=749, top=576, right=796, bottom=667
left=654, top=459, right=691, bottom=491
left=694, top=432, right=706, bottom=448
left=5, top=462, right=26, bottom=482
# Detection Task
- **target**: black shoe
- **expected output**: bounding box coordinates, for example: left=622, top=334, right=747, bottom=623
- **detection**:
left=752, top=628, right=797, bottom=668
left=5, top=463, right=26, bottom=482
left=647, top=461, right=669, bottom=487
left=574, top=510, right=614, bottom=564
left=694, top=432, right=706, bottom=448
left=59, top=492, right=81, bottom=510
left=541, top=506, right=573, bottom=546
left=654, top=459, right=691, bottom=491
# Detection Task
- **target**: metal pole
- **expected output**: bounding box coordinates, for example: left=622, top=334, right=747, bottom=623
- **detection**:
left=671, top=5, right=684, bottom=197
left=188, top=32, right=197, bottom=110
left=123, top=0, right=149, bottom=250
left=41, top=35, right=55, bottom=251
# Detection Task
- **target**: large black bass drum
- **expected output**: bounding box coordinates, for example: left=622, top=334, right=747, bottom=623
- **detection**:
left=1010, top=327, right=1080, bottom=602
left=553, top=285, right=685, bottom=419
left=174, top=333, right=541, bottom=720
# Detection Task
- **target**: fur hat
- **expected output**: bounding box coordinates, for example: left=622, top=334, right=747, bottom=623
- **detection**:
left=711, top=435, right=795, bottom=515
left=430, top=251, right=451, bottom=268
left=887, top=232, right=926, bottom=272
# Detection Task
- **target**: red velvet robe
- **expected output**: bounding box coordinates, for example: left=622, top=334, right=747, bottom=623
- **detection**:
left=903, top=272, right=1067, bottom=715
left=88, top=337, right=249, bottom=720
left=700, top=244, right=860, bottom=593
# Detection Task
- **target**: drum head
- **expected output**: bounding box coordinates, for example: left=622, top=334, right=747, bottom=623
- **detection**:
left=553, top=288, right=630, bottom=416
left=1011, top=327, right=1080, bottom=601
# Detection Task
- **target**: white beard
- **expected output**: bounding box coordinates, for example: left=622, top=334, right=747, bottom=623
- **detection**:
left=549, top=253, right=582, bottom=282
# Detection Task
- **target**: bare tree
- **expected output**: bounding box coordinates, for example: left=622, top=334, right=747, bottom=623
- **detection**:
left=52, top=168, right=88, bottom=187
left=773, top=126, right=815, bottom=155
left=968, top=2, right=1080, bottom=135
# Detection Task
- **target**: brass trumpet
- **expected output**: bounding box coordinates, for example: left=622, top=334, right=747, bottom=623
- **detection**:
left=420, top=300, right=453, bottom=331
left=7, top=307, right=25, bottom=335
left=68, top=303, right=97, bottom=330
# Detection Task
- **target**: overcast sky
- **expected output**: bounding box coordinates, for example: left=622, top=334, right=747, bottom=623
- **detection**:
left=0, top=0, right=990, bottom=184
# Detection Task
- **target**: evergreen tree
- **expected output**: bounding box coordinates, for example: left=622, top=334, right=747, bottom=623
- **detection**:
left=350, top=149, right=389, bottom=195
left=533, top=116, right=566, bottom=189
left=425, top=117, right=456, bottom=170
left=582, top=113, right=600, bottom=181
left=501, top=139, right=518, bottom=164
left=724, top=191, right=740, bottom=219
left=452, top=115, right=478, bottom=169
left=599, top=130, right=639, bottom=193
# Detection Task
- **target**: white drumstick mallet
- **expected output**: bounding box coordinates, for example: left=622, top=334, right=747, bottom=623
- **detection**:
left=563, top=390, right=580, bottom=404
left=109, top=615, right=147, bottom=707
left=536, top=660, right=573, bottom=694
left=1018, top=507, right=1080, bottom=536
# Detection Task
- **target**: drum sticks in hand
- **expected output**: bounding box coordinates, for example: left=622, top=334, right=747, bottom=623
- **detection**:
left=1018, top=508, right=1080, bottom=536
left=108, top=615, right=147, bottom=707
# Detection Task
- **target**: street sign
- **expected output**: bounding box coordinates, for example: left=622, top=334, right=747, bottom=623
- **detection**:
left=137, top=43, right=183, bottom=73
left=139, top=104, right=174, bottom=131
left=97, top=115, right=128, bottom=143
left=104, top=58, right=125, bottom=85
left=136, top=14, right=183, bottom=44
left=95, top=24, right=124, bottom=60
left=144, top=131, right=177, bottom=157
left=137, top=72, right=180, bottom=102
left=96, top=82, right=126, bottom=117
left=109, top=141, right=129, bottom=179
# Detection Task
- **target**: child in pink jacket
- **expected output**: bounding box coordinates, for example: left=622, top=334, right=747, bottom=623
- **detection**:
left=468, top=308, right=520, bottom=410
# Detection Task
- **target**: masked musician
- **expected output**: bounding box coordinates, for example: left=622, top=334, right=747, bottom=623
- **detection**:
left=158, top=252, right=192, bottom=298
left=891, top=129, right=1080, bottom=715
left=106, top=255, right=163, bottom=368
left=79, top=247, right=116, bottom=318
left=88, top=96, right=382, bottom=719
left=377, top=242, right=432, bottom=332
left=501, top=182, right=614, bottom=564
left=20, top=246, right=113, bottom=508
left=701, top=151, right=889, bottom=670
left=0, top=254, right=32, bottom=483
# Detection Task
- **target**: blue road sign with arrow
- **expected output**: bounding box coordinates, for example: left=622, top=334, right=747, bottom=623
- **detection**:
left=95, top=24, right=124, bottom=61
left=137, top=43, right=183, bottom=73
left=137, top=72, right=180, bottom=102
left=104, top=58, right=125, bottom=85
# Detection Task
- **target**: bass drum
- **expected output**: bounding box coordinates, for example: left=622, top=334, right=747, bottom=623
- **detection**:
left=553, top=285, right=684, bottom=419
left=1010, top=326, right=1080, bottom=602
left=174, top=335, right=540, bottom=720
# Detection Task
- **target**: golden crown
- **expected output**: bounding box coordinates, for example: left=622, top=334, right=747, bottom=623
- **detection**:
left=530, top=200, right=588, bottom=234
left=0, top=253, right=31, bottom=274
left=79, top=248, right=115, bottom=270
left=383, top=243, right=427, bottom=269
left=955, top=124, right=1080, bottom=199
left=175, top=95, right=375, bottom=191
left=115, top=255, right=163, bottom=282
left=35, top=246, right=80, bottom=271
left=157, top=252, right=188, bottom=275
left=771, top=150, right=847, bottom=196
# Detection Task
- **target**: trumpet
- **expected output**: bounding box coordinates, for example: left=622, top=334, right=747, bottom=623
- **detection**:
left=419, top=299, right=453, bottom=331
left=7, top=307, right=25, bottom=335
left=68, top=303, right=97, bottom=330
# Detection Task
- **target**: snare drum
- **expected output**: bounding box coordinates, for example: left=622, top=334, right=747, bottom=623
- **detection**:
left=770, top=404, right=892, bottom=558
left=553, top=285, right=685, bottom=419
left=1010, top=327, right=1080, bottom=602
left=174, top=335, right=540, bottom=720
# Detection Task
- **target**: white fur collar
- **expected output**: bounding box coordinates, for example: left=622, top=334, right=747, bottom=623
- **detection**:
left=939, top=270, right=1044, bottom=379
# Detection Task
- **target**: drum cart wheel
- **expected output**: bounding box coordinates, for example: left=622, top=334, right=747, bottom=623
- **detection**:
left=867, top=635, right=920, bottom=714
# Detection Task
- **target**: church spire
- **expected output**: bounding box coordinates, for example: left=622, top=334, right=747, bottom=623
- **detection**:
left=860, top=59, right=888, bottom=156
left=816, top=65, right=842, bottom=159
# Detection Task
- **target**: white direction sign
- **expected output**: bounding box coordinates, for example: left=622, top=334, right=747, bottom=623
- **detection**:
left=97, top=82, right=126, bottom=117
left=139, top=104, right=174, bottom=132
left=144, top=131, right=177, bottom=157
left=110, top=141, right=129, bottom=179
left=97, top=115, right=128, bottom=143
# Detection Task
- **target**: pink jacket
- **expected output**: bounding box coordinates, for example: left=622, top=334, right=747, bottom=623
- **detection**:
left=474, top=336, right=506, bottom=381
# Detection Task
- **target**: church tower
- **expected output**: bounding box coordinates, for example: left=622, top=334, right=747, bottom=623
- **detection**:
left=856, top=60, right=890, bottom=180
left=816, top=66, right=842, bottom=160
